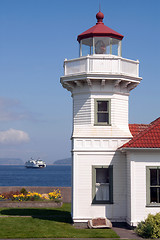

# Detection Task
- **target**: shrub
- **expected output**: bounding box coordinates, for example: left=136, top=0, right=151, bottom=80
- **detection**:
left=136, top=213, right=160, bottom=238
left=20, top=188, right=28, bottom=195
left=2, top=191, right=20, bottom=200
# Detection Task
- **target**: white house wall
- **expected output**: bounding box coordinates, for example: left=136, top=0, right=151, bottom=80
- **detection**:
left=72, top=151, right=127, bottom=222
left=126, top=151, right=160, bottom=226
left=126, top=152, right=131, bottom=225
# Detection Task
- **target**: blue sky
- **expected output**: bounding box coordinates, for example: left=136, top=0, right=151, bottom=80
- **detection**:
left=0, top=0, right=160, bottom=163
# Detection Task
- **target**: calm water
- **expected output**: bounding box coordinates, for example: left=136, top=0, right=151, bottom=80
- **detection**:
left=0, top=165, right=71, bottom=186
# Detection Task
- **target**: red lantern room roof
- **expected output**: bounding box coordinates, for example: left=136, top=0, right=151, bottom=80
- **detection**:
left=77, top=11, right=124, bottom=42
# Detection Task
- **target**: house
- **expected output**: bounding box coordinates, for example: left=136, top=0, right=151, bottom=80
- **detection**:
left=120, top=118, right=160, bottom=226
left=60, top=10, right=160, bottom=227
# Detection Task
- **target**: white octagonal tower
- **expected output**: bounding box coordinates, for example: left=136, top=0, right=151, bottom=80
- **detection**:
left=61, top=11, right=142, bottom=224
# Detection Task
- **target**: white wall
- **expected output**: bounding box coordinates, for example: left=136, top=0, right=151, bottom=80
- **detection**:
left=64, top=55, right=140, bottom=78
left=126, top=150, right=160, bottom=226
left=72, top=151, right=127, bottom=222
left=71, top=82, right=131, bottom=223
left=126, top=152, right=131, bottom=225
left=73, top=93, right=91, bottom=125
left=73, top=138, right=130, bottom=152
left=72, top=84, right=132, bottom=139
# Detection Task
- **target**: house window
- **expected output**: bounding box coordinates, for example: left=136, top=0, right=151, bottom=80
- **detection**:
left=146, top=167, right=160, bottom=206
left=92, top=165, right=113, bottom=204
left=94, top=99, right=111, bottom=125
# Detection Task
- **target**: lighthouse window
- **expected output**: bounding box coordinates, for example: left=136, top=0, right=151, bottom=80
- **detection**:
left=110, top=38, right=119, bottom=56
left=81, top=38, right=93, bottom=56
left=80, top=37, right=121, bottom=56
left=92, top=165, right=113, bottom=204
left=94, top=99, right=111, bottom=125
left=94, top=37, right=110, bottom=54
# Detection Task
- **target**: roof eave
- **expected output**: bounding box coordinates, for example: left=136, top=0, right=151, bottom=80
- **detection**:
left=120, top=147, right=160, bottom=152
left=77, top=33, right=123, bottom=42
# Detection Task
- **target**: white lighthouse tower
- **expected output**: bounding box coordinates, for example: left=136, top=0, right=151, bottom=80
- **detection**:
left=61, top=11, right=141, bottom=224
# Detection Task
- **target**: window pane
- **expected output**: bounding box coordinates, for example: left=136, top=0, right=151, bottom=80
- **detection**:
left=96, top=168, right=109, bottom=183
left=150, top=169, right=157, bottom=186
left=110, top=38, right=119, bottom=56
left=151, top=187, right=158, bottom=203
left=97, top=113, right=108, bottom=123
left=97, top=101, right=108, bottom=111
left=81, top=38, right=93, bottom=56
left=94, top=37, right=110, bottom=54
left=96, top=168, right=109, bottom=201
left=96, top=184, right=109, bottom=201
left=95, top=40, right=106, bottom=54
left=112, top=43, right=118, bottom=55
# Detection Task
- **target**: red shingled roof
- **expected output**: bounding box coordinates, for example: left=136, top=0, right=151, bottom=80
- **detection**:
left=77, top=11, right=124, bottom=42
left=129, top=124, right=149, bottom=137
left=121, top=118, right=160, bottom=148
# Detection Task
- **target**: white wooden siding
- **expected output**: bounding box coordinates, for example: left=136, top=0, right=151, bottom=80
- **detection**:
left=126, top=151, right=160, bottom=226
left=72, top=151, right=127, bottom=222
left=73, top=94, right=91, bottom=125
left=111, top=96, right=129, bottom=127
left=72, top=90, right=131, bottom=138
left=126, top=152, right=131, bottom=225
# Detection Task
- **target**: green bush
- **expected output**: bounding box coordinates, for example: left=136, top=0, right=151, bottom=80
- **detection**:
left=136, top=213, right=160, bottom=238
left=20, top=188, right=28, bottom=195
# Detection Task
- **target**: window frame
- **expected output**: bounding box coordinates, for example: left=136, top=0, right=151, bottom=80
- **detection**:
left=92, top=165, right=113, bottom=204
left=146, top=166, right=160, bottom=206
left=94, top=99, right=111, bottom=126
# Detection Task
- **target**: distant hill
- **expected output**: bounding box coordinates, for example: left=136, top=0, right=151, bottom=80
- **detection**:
left=0, top=158, right=24, bottom=165
left=53, top=157, right=71, bottom=165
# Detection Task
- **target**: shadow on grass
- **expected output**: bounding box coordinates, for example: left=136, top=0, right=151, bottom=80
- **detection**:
left=0, top=208, right=73, bottom=223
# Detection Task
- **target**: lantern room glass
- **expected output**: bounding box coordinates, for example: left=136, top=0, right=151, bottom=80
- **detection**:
left=80, top=37, right=122, bottom=57
left=80, top=38, right=93, bottom=56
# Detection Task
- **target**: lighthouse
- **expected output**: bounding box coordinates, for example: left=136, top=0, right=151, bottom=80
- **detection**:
left=61, top=11, right=141, bottom=225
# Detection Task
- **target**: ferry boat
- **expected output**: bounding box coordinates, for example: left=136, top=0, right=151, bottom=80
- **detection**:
left=25, top=158, right=46, bottom=168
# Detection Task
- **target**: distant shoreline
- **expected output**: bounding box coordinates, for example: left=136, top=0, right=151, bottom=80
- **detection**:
left=0, top=164, right=24, bottom=166
left=0, top=164, right=71, bottom=166
left=0, top=157, right=71, bottom=166
left=52, top=164, right=71, bottom=166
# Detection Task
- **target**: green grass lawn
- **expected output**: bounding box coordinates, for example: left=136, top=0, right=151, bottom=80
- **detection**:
left=0, top=203, right=119, bottom=239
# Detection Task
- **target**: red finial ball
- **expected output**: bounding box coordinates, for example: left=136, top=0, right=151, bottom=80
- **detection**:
left=96, top=11, right=104, bottom=23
